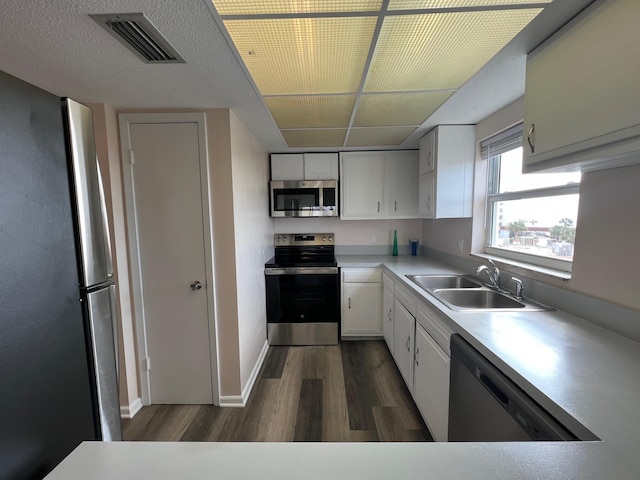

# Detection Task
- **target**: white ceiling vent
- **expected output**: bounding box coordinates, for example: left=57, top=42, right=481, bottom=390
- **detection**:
left=91, top=13, right=185, bottom=64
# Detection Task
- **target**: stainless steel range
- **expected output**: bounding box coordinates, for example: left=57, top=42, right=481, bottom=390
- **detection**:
left=265, top=233, right=339, bottom=345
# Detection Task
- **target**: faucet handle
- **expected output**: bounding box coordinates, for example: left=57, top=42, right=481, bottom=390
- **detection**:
left=511, top=277, right=524, bottom=300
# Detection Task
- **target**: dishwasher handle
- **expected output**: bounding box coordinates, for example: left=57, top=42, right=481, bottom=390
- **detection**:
left=477, top=370, right=508, bottom=405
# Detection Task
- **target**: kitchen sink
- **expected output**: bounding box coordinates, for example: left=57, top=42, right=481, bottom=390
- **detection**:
left=405, top=274, right=552, bottom=312
left=406, top=274, right=483, bottom=290
left=433, top=288, right=552, bottom=312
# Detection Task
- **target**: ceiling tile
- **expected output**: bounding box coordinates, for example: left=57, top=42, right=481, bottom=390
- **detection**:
left=266, top=95, right=356, bottom=128
left=281, top=129, right=347, bottom=147
left=224, top=17, right=377, bottom=95
left=387, top=0, right=551, bottom=9
left=353, top=91, right=454, bottom=127
left=346, top=126, right=417, bottom=146
left=364, top=9, right=542, bottom=92
left=214, top=1, right=383, bottom=16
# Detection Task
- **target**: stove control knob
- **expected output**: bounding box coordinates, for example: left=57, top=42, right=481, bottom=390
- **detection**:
left=322, top=235, right=327, bottom=242
left=328, top=236, right=333, bottom=243
left=281, top=235, right=287, bottom=243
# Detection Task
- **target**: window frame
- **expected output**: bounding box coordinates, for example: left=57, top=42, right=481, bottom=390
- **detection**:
left=482, top=125, right=580, bottom=273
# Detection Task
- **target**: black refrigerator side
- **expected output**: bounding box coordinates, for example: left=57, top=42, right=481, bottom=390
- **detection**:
left=0, top=71, right=98, bottom=479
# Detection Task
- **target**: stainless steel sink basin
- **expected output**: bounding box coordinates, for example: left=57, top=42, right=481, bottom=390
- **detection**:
left=433, top=288, right=552, bottom=312
left=406, top=274, right=482, bottom=290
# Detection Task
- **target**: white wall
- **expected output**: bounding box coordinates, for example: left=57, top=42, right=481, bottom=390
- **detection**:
left=229, top=111, right=273, bottom=391
left=275, top=218, right=423, bottom=252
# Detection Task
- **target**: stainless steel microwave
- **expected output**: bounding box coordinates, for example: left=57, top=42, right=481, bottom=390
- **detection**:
left=270, top=180, right=338, bottom=217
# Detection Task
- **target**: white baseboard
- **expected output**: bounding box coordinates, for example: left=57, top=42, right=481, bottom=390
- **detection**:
left=120, top=397, right=143, bottom=419
left=219, top=340, right=269, bottom=408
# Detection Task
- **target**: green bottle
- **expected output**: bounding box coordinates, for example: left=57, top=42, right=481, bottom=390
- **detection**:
left=392, top=230, right=398, bottom=256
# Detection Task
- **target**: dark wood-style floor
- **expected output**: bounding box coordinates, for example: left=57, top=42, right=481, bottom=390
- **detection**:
left=122, top=340, right=432, bottom=442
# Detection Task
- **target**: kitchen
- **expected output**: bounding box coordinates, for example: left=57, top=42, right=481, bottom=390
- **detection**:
left=1, top=0, right=640, bottom=478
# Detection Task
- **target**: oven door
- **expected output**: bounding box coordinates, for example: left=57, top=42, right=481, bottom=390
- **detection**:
left=265, top=267, right=339, bottom=345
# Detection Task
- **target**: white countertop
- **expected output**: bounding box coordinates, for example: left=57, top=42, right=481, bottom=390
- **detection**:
left=46, top=255, right=640, bottom=479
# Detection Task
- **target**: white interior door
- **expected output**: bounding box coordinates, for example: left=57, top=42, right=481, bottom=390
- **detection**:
left=126, top=119, right=213, bottom=404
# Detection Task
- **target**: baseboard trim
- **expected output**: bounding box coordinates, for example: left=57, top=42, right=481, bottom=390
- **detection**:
left=120, top=397, right=143, bottom=419
left=219, top=339, right=269, bottom=408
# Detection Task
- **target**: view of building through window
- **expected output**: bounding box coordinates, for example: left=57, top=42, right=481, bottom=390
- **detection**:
left=487, top=147, right=581, bottom=267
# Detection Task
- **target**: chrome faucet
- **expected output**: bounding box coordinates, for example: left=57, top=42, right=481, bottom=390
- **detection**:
left=476, top=259, right=500, bottom=289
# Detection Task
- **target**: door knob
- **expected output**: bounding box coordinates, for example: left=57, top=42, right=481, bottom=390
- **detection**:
left=190, top=280, right=202, bottom=291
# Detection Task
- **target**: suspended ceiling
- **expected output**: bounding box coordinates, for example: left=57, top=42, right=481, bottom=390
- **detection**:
left=213, top=0, right=550, bottom=148
left=0, top=0, right=594, bottom=152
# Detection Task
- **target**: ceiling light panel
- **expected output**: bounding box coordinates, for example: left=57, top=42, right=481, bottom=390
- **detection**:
left=353, top=91, right=454, bottom=127
left=364, top=9, right=542, bottom=92
left=347, top=126, right=417, bottom=146
left=281, top=129, right=347, bottom=147
left=266, top=95, right=356, bottom=128
left=224, top=17, right=377, bottom=95
left=214, top=1, right=382, bottom=16
left=388, top=0, right=551, bottom=9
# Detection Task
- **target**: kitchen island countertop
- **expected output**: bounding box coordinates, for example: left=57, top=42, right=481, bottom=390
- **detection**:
left=46, top=255, right=640, bottom=479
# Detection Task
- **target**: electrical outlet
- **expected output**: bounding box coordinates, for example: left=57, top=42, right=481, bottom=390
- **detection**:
left=458, top=238, right=465, bottom=253
left=370, top=234, right=377, bottom=244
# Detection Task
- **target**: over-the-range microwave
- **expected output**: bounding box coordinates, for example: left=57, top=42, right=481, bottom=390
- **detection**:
left=270, top=180, right=338, bottom=217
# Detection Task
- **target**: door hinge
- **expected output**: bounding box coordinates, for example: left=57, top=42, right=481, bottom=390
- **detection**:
left=144, top=356, right=151, bottom=371
left=129, top=149, right=135, bottom=165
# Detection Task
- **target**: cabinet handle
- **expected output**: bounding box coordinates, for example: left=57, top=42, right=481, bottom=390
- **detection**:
left=426, top=196, right=431, bottom=211
left=388, top=309, right=392, bottom=321
left=377, top=201, right=380, bottom=213
left=348, top=297, right=351, bottom=309
left=406, top=336, right=410, bottom=351
left=415, top=347, right=420, bottom=366
left=394, top=200, right=397, bottom=212
left=527, top=123, right=535, bottom=154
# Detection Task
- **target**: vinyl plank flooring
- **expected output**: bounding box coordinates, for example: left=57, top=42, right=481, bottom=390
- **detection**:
left=124, top=341, right=432, bottom=444
left=294, top=379, right=323, bottom=441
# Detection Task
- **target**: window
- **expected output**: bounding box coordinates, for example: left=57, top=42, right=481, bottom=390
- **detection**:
left=482, top=125, right=581, bottom=272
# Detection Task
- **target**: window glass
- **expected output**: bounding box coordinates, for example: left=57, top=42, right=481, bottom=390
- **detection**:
left=485, top=131, right=580, bottom=270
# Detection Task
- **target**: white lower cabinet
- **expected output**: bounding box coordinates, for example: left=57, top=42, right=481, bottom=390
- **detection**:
left=414, top=322, right=450, bottom=442
left=382, top=276, right=394, bottom=354
left=341, top=268, right=382, bottom=337
left=393, top=298, right=415, bottom=392
left=413, top=301, right=452, bottom=442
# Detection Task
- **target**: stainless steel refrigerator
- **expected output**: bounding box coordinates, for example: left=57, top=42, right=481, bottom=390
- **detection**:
left=0, top=71, right=121, bottom=480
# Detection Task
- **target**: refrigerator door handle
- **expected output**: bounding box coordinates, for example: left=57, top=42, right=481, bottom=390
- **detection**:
left=96, top=164, right=114, bottom=278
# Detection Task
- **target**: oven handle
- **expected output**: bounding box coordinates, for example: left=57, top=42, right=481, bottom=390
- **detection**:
left=265, top=267, right=338, bottom=275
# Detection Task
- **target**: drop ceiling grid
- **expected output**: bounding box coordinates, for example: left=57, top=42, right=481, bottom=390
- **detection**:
left=223, top=17, right=377, bottom=95
left=213, top=1, right=549, bottom=148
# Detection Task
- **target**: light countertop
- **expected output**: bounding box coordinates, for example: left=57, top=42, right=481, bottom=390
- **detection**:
left=46, top=255, right=640, bottom=479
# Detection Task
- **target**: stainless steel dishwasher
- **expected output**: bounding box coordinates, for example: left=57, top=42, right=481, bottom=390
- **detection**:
left=448, top=334, right=577, bottom=442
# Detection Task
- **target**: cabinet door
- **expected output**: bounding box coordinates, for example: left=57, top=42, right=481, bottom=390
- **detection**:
left=419, top=129, right=436, bottom=174
left=382, top=284, right=394, bottom=354
left=340, top=152, right=385, bottom=219
left=270, top=154, right=304, bottom=180
left=414, top=323, right=450, bottom=442
left=418, top=172, right=435, bottom=218
left=393, top=299, right=414, bottom=391
left=387, top=151, right=419, bottom=218
left=523, top=0, right=640, bottom=172
left=342, top=283, right=381, bottom=336
left=304, top=153, right=339, bottom=180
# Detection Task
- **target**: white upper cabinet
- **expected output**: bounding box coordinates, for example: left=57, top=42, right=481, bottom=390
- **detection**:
left=418, top=125, right=475, bottom=219
left=419, top=129, right=436, bottom=174
left=340, top=152, right=386, bottom=219
left=270, top=153, right=338, bottom=180
left=386, top=151, right=419, bottom=218
left=270, top=153, right=304, bottom=180
left=303, top=153, right=339, bottom=179
left=523, top=0, right=640, bottom=173
left=340, top=150, right=419, bottom=220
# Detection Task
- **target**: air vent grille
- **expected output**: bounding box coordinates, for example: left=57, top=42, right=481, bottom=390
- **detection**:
left=91, top=13, right=185, bottom=64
